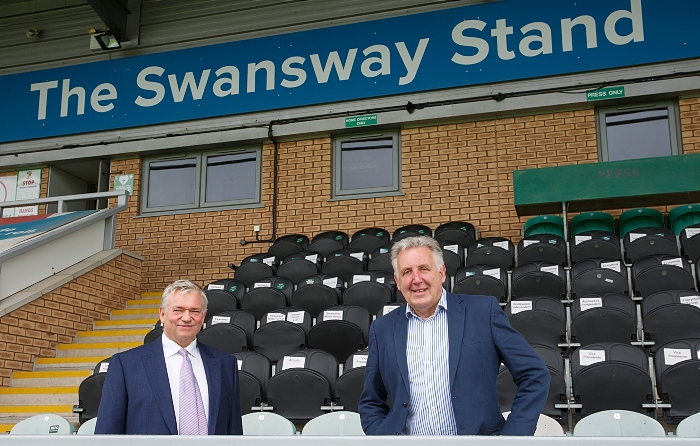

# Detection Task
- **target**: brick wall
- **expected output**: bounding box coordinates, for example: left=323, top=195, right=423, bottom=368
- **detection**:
left=0, top=253, right=141, bottom=386
left=680, top=97, right=700, bottom=154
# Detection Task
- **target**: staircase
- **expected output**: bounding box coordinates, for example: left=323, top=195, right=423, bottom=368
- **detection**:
left=0, top=292, right=161, bottom=432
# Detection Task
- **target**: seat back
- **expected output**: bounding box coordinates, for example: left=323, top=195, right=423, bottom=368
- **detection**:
left=570, top=293, right=637, bottom=345
left=654, top=338, right=700, bottom=424
left=642, top=290, right=700, bottom=353
left=205, top=278, right=246, bottom=305
left=516, top=233, right=566, bottom=266
left=309, top=230, right=350, bottom=258
left=77, top=417, right=98, bottom=435
left=322, top=248, right=368, bottom=284
left=632, top=255, right=694, bottom=297
left=10, top=414, right=75, bottom=435
left=466, top=237, right=514, bottom=270
left=434, top=221, right=477, bottom=249
left=571, top=230, right=622, bottom=263
left=623, top=227, right=679, bottom=263
left=571, top=258, right=629, bottom=298
left=439, top=240, right=465, bottom=276
left=368, top=245, right=393, bottom=274
left=523, top=215, right=564, bottom=237
left=267, top=234, right=309, bottom=260
left=76, top=373, right=106, bottom=424
left=207, top=309, right=256, bottom=347
left=676, top=411, right=700, bottom=437
left=619, top=208, right=665, bottom=238
left=277, top=250, right=323, bottom=285
left=573, top=409, right=665, bottom=437
left=234, top=253, right=277, bottom=287
left=308, top=305, right=371, bottom=363
left=197, top=323, right=248, bottom=354
left=144, top=326, right=163, bottom=344
left=392, top=224, right=432, bottom=242
left=254, top=317, right=308, bottom=363
left=204, top=289, right=239, bottom=321
left=349, top=227, right=390, bottom=253
left=291, top=274, right=343, bottom=318
left=237, top=371, right=263, bottom=415
left=669, top=204, right=700, bottom=236
left=241, top=412, right=296, bottom=435
left=570, top=211, right=616, bottom=236
left=302, top=411, right=365, bottom=436
left=511, top=262, right=566, bottom=300
left=453, top=264, right=508, bottom=302
left=343, top=272, right=395, bottom=316
left=506, top=296, right=566, bottom=348
left=502, top=412, right=564, bottom=437
left=680, top=223, right=700, bottom=263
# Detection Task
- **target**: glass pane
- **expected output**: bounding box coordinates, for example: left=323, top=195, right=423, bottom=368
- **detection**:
left=205, top=153, right=257, bottom=203
left=341, top=139, right=394, bottom=191
left=605, top=109, right=672, bottom=161
left=147, top=158, right=196, bottom=207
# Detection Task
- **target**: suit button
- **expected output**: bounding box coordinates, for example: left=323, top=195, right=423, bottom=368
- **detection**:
left=402, top=402, right=407, bottom=407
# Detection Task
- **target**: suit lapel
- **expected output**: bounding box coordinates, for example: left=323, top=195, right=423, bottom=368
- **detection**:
left=199, top=343, right=221, bottom=434
left=142, top=338, right=178, bottom=435
left=392, top=308, right=410, bottom=394
left=447, top=293, right=466, bottom=387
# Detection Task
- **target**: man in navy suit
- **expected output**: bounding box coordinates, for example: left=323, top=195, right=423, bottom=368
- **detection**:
left=359, top=236, right=549, bottom=436
left=95, top=280, right=243, bottom=435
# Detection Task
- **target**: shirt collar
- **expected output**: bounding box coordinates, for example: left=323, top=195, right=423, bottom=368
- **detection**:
left=405, top=288, right=447, bottom=319
left=161, top=333, right=199, bottom=358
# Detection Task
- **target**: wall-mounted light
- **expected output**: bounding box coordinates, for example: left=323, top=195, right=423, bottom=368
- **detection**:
left=88, top=26, right=121, bottom=51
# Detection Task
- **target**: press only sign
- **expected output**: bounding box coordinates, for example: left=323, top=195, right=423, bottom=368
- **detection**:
left=586, top=86, right=626, bottom=101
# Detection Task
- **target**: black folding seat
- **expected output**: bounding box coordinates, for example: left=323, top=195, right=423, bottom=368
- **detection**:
left=308, top=230, right=350, bottom=258
left=253, top=308, right=311, bottom=363
left=516, top=233, right=566, bottom=267
left=234, top=351, right=271, bottom=414
left=307, top=305, right=371, bottom=363
left=277, top=250, right=322, bottom=285
left=452, top=265, right=507, bottom=302
left=570, top=293, right=637, bottom=345
left=144, top=326, right=163, bottom=344
left=204, top=289, right=238, bottom=320
left=205, top=278, right=246, bottom=306
left=497, top=344, right=566, bottom=420
left=511, top=262, right=566, bottom=300
left=267, top=349, right=338, bottom=422
left=505, top=296, right=565, bottom=348
left=335, top=349, right=369, bottom=413
left=571, top=343, right=653, bottom=417
left=439, top=240, right=464, bottom=277
left=623, top=227, right=679, bottom=264
left=240, top=276, right=293, bottom=321
left=466, top=237, right=515, bottom=271
left=433, top=221, right=477, bottom=249
left=206, top=309, right=256, bottom=349
left=632, top=255, right=694, bottom=298
left=290, top=274, right=343, bottom=319
left=679, top=223, right=700, bottom=264
left=654, top=338, right=700, bottom=424
left=392, top=224, right=432, bottom=243
left=321, top=248, right=368, bottom=284
left=571, top=230, right=622, bottom=264
left=571, top=258, right=629, bottom=298
left=197, top=322, right=248, bottom=355
left=349, top=227, right=390, bottom=254
left=93, top=357, right=111, bottom=375
left=368, top=245, right=393, bottom=274
left=267, top=234, right=309, bottom=260
left=342, top=271, right=395, bottom=316
left=233, top=253, right=278, bottom=288
left=642, top=289, right=700, bottom=353
left=73, top=372, right=106, bottom=424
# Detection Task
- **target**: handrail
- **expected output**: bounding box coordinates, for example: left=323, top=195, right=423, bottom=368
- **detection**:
left=0, top=190, right=129, bottom=215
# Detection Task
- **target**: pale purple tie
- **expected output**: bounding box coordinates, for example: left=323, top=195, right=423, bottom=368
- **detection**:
left=179, top=348, right=208, bottom=435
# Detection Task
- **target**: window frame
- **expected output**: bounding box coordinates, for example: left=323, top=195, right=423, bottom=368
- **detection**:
left=332, top=130, right=402, bottom=200
left=596, top=100, right=682, bottom=162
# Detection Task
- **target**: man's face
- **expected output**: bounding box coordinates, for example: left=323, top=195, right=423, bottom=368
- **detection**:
left=394, top=246, right=446, bottom=319
left=159, top=290, right=206, bottom=348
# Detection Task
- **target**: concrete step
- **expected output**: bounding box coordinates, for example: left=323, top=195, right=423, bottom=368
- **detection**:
left=76, top=328, right=149, bottom=344
left=0, top=423, right=13, bottom=434
left=0, top=387, right=78, bottom=406
left=110, top=308, right=159, bottom=320
left=94, top=318, right=157, bottom=330
left=34, top=357, right=110, bottom=371
left=126, top=298, right=160, bottom=309
left=56, top=342, right=140, bottom=358
left=0, top=406, right=77, bottom=426
left=11, top=370, right=91, bottom=388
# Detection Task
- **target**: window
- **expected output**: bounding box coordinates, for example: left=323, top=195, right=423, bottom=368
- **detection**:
left=141, top=148, right=261, bottom=214
left=597, top=101, right=681, bottom=162
left=333, top=131, right=401, bottom=199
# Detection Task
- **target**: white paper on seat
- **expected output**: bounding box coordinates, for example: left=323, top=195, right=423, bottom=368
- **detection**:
left=266, top=313, right=285, bottom=322
left=305, top=254, right=319, bottom=263
left=353, top=355, right=369, bottom=368
left=350, top=252, right=365, bottom=260
left=628, top=233, right=646, bottom=242
left=237, top=360, right=243, bottom=371
left=99, top=362, right=109, bottom=373
left=579, top=349, right=605, bottom=366
left=353, top=275, right=371, bottom=284
left=444, top=244, right=459, bottom=254
left=253, top=282, right=271, bottom=288
left=574, top=235, right=592, bottom=245
left=664, top=348, right=692, bottom=365
left=483, top=268, right=501, bottom=280
left=493, top=241, right=510, bottom=250
left=540, top=265, right=559, bottom=275
left=511, top=300, right=532, bottom=314
left=207, top=284, right=225, bottom=290
left=579, top=297, right=603, bottom=312
left=263, top=256, right=276, bottom=266
left=661, top=257, right=684, bottom=268
left=376, top=277, right=385, bottom=284
left=680, top=295, right=700, bottom=308
left=601, top=261, right=621, bottom=273
left=287, top=311, right=305, bottom=324
left=522, top=239, right=538, bottom=247
left=323, top=310, right=343, bottom=320
left=322, top=277, right=338, bottom=288
left=383, top=305, right=400, bottom=315
left=685, top=227, right=700, bottom=238
left=281, top=356, right=306, bottom=370
left=211, top=316, right=231, bottom=325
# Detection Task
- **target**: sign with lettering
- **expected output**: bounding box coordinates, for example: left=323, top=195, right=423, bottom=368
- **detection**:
left=586, top=86, right=626, bottom=101
left=345, top=114, right=378, bottom=128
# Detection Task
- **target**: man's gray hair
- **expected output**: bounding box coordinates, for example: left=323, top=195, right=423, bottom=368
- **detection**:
left=161, top=279, right=208, bottom=311
left=390, top=236, right=445, bottom=275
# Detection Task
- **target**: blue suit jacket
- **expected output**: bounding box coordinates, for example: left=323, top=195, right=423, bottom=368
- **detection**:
left=95, top=337, right=243, bottom=435
left=359, top=292, right=550, bottom=436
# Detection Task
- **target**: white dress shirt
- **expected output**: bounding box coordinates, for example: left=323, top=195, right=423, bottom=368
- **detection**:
left=162, top=334, right=210, bottom=432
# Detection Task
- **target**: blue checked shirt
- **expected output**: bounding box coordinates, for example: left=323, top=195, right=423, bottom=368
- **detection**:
left=403, top=289, right=458, bottom=435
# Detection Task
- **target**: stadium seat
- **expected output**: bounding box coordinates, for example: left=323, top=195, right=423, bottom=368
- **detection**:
left=302, top=411, right=365, bottom=436
left=502, top=412, right=564, bottom=436
left=632, top=255, right=695, bottom=298
left=234, top=253, right=278, bottom=288
left=277, top=250, right=323, bottom=285
left=237, top=371, right=263, bottom=415
left=10, top=414, right=75, bottom=435
left=267, top=233, right=309, bottom=260
left=308, top=230, right=350, bottom=258
left=73, top=372, right=106, bottom=424
left=623, top=227, right=679, bottom=264
left=367, top=245, right=393, bottom=274
left=266, top=349, right=339, bottom=422
left=618, top=208, right=665, bottom=239
left=571, top=343, right=654, bottom=417
left=570, top=211, right=616, bottom=236
left=322, top=248, right=368, bottom=284
left=669, top=204, right=700, bottom=236
left=335, top=350, right=369, bottom=413
left=452, top=265, right=507, bottom=303
left=205, top=278, right=246, bottom=305
left=654, top=338, right=700, bottom=424
left=679, top=223, right=700, bottom=264
left=234, top=351, right=271, bottom=414
left=144, top=326, right=163, bottom=343
left=307, top=305, right=371, bottom=363
left=392, top=224, right=432, bottom=242
left=197, top=322, right=248, bottom=355
left=203, top=289, right=239, bottom=321
left=523, top=215, right=564, bottom=238
left=349, top=227, right=390, bottom=254
left=439, top=240, right=465, bottom=276
left=433, top=221, right=477, bottom=249
left=642, top=290, right=700, bottom=353
left=342, top=271, right=395, bottom=316
left=253, top=309, right=311, bottom=363
left=205, top=309, right=256, bottom=348
left=571, top=230, right=623, bottom=263
left=290, top=274, right=343, bottom=319
left=466, top=237, right=515, bottom=271
left=571, top=258, right=629, bottom=298
left=676, top=411, right=700, bottom=437
left=516, top=233, right=566, bottom=267
left=92, top=357, right=111, bottom=375
left=572, top=409, right=665, bottom=437
left=76, top=417, right=97, bottom=435
left=241, top=412, right=296, bottom=435
left=511, top=262, right=566, bottom=300
left=570, top=293, right=637, bottom=345
left=240, top=276, right=293, bottom=321
left=505, top=297, right=566, bottom=348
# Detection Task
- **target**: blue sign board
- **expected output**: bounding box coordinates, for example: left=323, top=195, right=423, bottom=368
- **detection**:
left=0, top=0, right=698, bottom=143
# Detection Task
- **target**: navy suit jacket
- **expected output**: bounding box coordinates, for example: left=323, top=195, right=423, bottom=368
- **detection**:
left=359, top=292, right=550, bottom=436
left=95, top=337, right=243, bottom=435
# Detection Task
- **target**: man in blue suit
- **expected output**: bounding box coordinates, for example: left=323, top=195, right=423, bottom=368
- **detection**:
left=359, top=236, right=549, bottom=436
left=95, top=280, right=243, bottom=435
